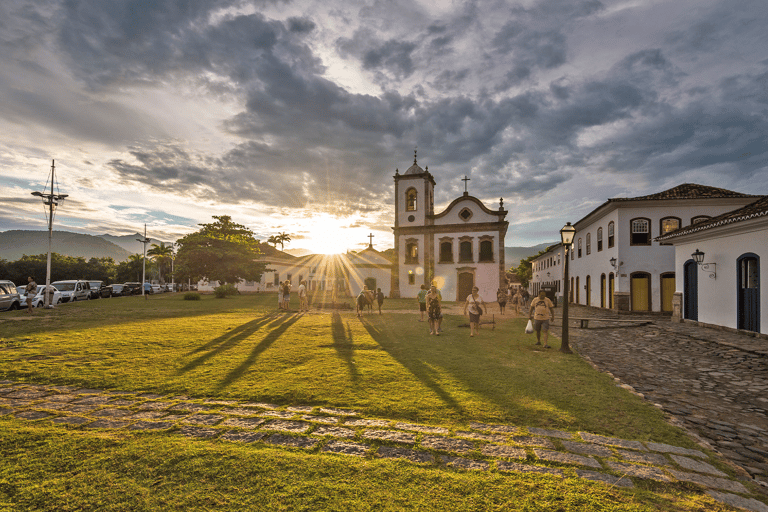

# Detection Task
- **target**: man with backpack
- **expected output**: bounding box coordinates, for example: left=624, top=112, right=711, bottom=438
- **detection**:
left=529, top=290, right=555, bottom=348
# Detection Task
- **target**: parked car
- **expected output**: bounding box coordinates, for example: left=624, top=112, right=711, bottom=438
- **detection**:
left=51, top=280, right=91, bottom=302
left=0, top=280, right=21, bottom=311
left=107, top=284, right=126, bottom=297
left=87, top=281, right=111, bottom=299
left=150, top=284, right=162, bottom=294
left=122, top=282, right=143, bottom=295
left=25, top=286, right=63, bottom=307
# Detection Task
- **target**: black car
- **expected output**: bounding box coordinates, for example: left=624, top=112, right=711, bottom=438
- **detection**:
left=122, top=282, right=143, bottom=295
left=88, top=281, right=112, bottom=299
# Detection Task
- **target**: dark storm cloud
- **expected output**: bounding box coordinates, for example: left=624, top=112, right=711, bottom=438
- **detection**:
left=337, top=31, right=418, bottom=80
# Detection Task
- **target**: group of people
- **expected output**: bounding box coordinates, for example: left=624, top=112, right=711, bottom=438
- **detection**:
left=356, top=287, right=386, bottom=316
left=277, top=280, right=309, bottom=312
left=497, top=287, right=529, bottom=315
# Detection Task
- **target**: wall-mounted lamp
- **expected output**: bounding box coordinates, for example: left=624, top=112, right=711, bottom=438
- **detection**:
left=692, top=249, right=717, bottom=279
left=609, top=257, right=623, bottom=271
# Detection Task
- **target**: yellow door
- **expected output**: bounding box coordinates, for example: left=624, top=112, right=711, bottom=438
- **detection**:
left=609, top=274, right=615, bottom=309
left=586, top=276, right=591, bottom=306
left=661, top=275, right=675, bottom=312
left=631, top=275, right=649, bottom=311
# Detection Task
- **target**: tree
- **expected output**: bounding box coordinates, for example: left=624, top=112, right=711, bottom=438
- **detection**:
left=267, top=235, right=279, bottom=248
left=147, top=242, right=173, bottom=283
left=175, top=216, right=267, bottom=286
left=513, top=248, right=551, bottom=289
left=276, top=232, right=291, bottom=251
left=116, top=254, right=154, bottom=283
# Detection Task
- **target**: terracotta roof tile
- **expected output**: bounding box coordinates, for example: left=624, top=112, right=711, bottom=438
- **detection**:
left=610, top=183, right=759, bottom=202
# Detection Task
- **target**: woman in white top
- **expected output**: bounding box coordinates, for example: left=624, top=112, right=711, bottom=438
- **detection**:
left=463, top=286, right=485, bottom=337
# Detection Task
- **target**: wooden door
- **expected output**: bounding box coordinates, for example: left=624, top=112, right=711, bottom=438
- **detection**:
left=684, top=261, right=698, bottom=320
left=661, top=274, right=675, bottom=312
left=608, top=273, right=614, bottom=309
left=586, top=276, right=591, bottom=306
left=738, top=255, right=760, bottom=332
left=600, top=275, right=606, bottom=308
left=458, top=272, right=474, bottom=302
left=575, top=277, right=580, bottom=304
left=631, top=274, right=650, bottom=311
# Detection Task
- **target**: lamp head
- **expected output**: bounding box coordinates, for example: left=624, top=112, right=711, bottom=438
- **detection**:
left=560, top=222, right=576, bottom=246
left=31, top=191, right=43, bottom=197
left=610, top=256, right=617, bottom=268
left=692, top=248, right=705, bottom=264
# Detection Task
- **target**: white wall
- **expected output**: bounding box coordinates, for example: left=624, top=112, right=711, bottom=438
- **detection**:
left=673, top=223, right=768, bottom=334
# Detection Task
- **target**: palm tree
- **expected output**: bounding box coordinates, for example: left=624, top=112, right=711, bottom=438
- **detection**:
left=276, top=232, right=291, bottom=251
left=267, top=235, right=279, bottom=248
left=147, top=242, right=173, bottom=283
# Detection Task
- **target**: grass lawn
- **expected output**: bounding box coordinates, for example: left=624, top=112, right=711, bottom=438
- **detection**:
left=0, top=294, right=745, bottom=511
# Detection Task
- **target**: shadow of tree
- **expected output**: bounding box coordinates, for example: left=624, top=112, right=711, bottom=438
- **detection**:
left=214, top=313, right=303, bottom=391
left=177, top=314, right=281, bottom=374
left=331, top=311, right=360, bottom=382
left=360, top=316, right=466, bottom=416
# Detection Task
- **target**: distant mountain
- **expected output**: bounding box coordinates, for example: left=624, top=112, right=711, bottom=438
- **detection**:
left=283, top=248, right=312, bottom=257
left=97, top=233, right=173, bottom=254
left=0, top=230, right=133, bottom=262
left=505, top=242, right=557, bottom=268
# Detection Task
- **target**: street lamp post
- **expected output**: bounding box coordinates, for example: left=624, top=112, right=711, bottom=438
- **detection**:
left=559, top=222, right=576, bottom=354
left=136, top=225, right=151, bottom=298
left=31, top=160, right=68, bottom=308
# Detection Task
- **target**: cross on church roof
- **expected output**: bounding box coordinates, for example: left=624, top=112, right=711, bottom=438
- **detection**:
left=368, top=232, right=374, bottom=248
left=462, top=175, right=470, bottom=193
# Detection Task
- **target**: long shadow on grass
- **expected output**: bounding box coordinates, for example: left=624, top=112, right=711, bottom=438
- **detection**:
left=331, top=312, right=360, bottom=382
left=214, top=313, right=303, bottom=391
left=360, top=317, right=465, bottom=416
left=177, top=314, right=283, bottom=375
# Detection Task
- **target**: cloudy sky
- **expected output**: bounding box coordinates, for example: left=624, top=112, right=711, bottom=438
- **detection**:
left=1, top=0, right=767, bottom=254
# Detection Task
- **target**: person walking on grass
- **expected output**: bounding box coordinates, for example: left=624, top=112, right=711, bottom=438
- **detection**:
left=512, top=289, right=523, bottom=315
left=463, top=286, right=485, bottom=337
left=282, top=280, right=291, bottom=310
left=426, top=285, right=442, bottom=335
left=25, top=276, right=37, bottom=314
left=298, top=280, right=308, bottom=312
left=417, top=284, right=427, bottom=322
left=497, top=287, right=507, bottom=315
left=432, top=282, right=444, bottom=333
left=529, top=290, right=555, bottom=348
left=376, top=288, right=385, bottom=315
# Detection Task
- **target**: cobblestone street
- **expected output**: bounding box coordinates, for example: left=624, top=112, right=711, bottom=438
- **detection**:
left=550, top=305, right=768, bottom=491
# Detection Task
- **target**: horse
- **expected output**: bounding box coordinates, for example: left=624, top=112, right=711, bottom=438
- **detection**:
left=356, top=289, right=375, bottom=316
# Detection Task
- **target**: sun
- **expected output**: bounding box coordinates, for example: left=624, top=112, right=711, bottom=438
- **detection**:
left=298, top=213, right=373, bottom=255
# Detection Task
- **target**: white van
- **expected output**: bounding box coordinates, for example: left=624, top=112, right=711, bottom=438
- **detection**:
left=51, top=280, right=91, bottom=303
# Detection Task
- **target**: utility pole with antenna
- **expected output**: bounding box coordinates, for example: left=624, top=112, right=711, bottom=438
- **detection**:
left=136, top=225, right=151, bottom=299
left=31, top=160, right=68, bottom=308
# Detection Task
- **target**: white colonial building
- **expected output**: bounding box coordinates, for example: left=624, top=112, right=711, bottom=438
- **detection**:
left=656, top=195, right=767, bottom=336
left=565, top=184, right=761, bottom=312
left=390, top=155, right=508, bottom=302
left=530, top=243, right=564, bottom=298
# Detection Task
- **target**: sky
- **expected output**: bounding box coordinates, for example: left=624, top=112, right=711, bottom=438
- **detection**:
left=1, top=0, right=767, bottom=255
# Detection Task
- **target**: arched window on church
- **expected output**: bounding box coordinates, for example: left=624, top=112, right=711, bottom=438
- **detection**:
left=405, top=240, right=418, bottom=264
left=479, top=237, right=494, bottom=262
left=439, top=240, right=453, bottom=263
left=406, top=188, right=417, bottom=211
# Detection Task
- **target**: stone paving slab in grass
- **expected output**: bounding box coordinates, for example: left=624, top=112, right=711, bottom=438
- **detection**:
left=243, top=402, right=277, bottom=409
left=527, top=427, right=574, bottom=439
left=442, top=455, right=489, bottom=471
left=0, top=406, right=12, bottom=416
left=395, top=423, right=449, bottom=435
left=85, top=419, right=131, bottom=429
left=576, top=469, right=635, bottom=488
left=221, top=417, right=265, bottom=429
left=456, top=431, right=508, bottom=443
left=497, top=462, right=564, bottom=477
left=323, top=441, right=370, bottom=456
left=510, top=436, right=554, bottom=449
left=319, top=408, right=358, bottom=416
left=220, top=431, right=267, bottom=443
left=579, top=432, right=646, bottom=451
left=302, top=415, right=338, bottom=425
left=169, top=403, right=212, bottom=413
left=377, top=446, right=435, bottom=464
left=45, top=394, right=77, bottom=403
left=61, top=404, right=100, bottom=414
left=616, top=449, right=669, bottom=466
left=35, top=401, right=70, bottom=411
left=138, top=401, right=175, bottom=411
left=605, top=461, right=672, bottom=482
left=179, top=426, right=221, bottom=439
left=259, top=411, right=296, bottom=419
left=421, top=436, right=475, bottom=454
left=108, top=399, right=137, bottom=407
left=313, top=426, right=356, bottom=438
left=534, top=449, right=602, bottom=469
left=223, top=408, right=263, bottom=417
left=203, top=399, right=238, bottom=406
left=74, top=388, right=105, bottom=394
left=50, top=416, right=91, bottom=425
left=668, top=469, right=748, bottom=493
left=345, top=418, right=390, bottom=428
left=128, top=421, right=174, bottom=431
left=480, top=445, right=526, bottom=459
left=5, top=390, right=50, bottom=399
left=15, top=410, right=53, bottom=420
left=183, top=414, right=224, bottom=426
left=262, top=420, right=311, bottom=433
left=469, top=422, right=519, bottom=434
left=93, top=408, right=134, bottom=418
left=72, top=396, right=111, bottom=405
left=645, top=442, right=706, bottom=459
left=707, top=491, right=768, bottom=512
left=561, top=440, right=615, bottom=458
left=137, top=393, right=165, bottom=399
left=130, top=411, right=169, bottom=420
left=266, top=434, right=319, bottom=449
left=286, top=406, right=315, bottom=413
left=362, top=430, right=417, bottom=444
left=670, top=454, right=727, bottom=476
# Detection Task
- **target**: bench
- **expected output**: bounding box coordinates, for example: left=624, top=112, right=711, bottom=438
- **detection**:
left=568, top=317, right=653, bottom=329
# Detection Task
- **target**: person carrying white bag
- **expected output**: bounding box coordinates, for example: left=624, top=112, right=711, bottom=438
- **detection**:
left=528, top=290, right=555, bottom=348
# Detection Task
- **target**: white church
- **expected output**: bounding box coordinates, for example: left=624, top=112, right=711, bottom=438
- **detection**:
left=390, top=153, right=509, bottom=302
